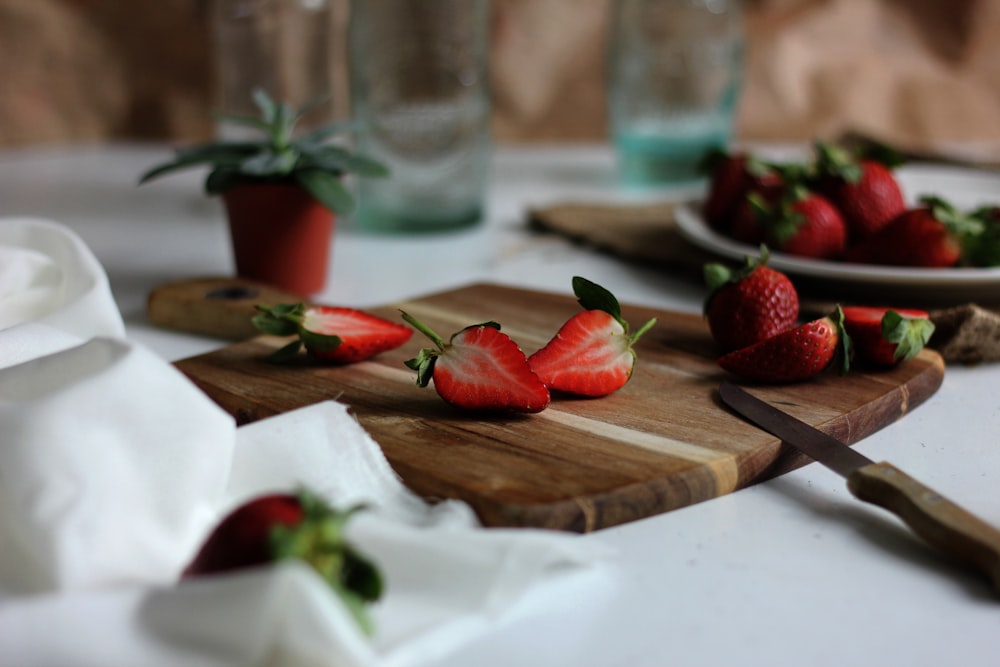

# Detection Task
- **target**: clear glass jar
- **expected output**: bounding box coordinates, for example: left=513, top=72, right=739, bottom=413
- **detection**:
left=607, top=0, right=744, bottom=186
left=347, top=0, right=492, bottom=232
left=211, top=0, right=336, bottom=139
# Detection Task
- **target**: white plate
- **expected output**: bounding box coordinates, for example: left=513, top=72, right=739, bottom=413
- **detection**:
left=674, top=164, right=1000, bottom=305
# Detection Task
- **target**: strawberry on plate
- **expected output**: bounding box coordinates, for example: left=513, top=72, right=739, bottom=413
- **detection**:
left=814, top=141, right=906, bottom=241
left=843, top=196, right=983, bottom=268
left=253, top=302, right=412, bottom=364
left=702, top=150, right=783, bottom=232
left=842, top=306, right=935, bottom=367
left=760, top=185, right=848, bottom=260
left=703, top=247, right=799, bottom=353
left=717, top=306, right=850, bottom=383
left=183, top=489, right=382, bottom=635
left=527, top=277, right=657, bottom=397
left=402, top=313, right=550, bottom=413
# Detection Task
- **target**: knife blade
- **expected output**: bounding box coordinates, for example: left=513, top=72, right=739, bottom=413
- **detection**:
left=719, top=380, right=1000, bottom=592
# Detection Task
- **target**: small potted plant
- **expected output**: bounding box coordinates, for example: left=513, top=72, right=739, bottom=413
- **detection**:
left=140, top=89, right=387, bottom=295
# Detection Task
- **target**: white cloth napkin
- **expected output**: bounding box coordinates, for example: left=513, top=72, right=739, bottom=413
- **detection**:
left=0, top=219, right=615, bottom=666
left=0, top=217, right=125, bottom=342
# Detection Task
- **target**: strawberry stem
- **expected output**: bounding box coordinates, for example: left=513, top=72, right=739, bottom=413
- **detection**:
left=630, top=317, right=657, bottom=344
left=400, top=310, right=446, bottom=349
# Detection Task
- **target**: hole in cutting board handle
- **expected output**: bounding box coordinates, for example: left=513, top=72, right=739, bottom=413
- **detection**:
left=205, top=285, right=260, bottom=301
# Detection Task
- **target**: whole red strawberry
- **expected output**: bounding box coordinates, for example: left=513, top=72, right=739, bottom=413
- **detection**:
left=763, top=185, right=847, bottom=260
left=814, top=141, right=905, bottom=240
left=702, top=150, right=783, bottom=232
left=402, top=313, right=550, bottom=412
left=703, top=248, right=800, bottom=353
left=253, top=303, right=412, bottom=363
left=717, top=306, right=849, bottom=383
left=183, top=489, right=382, bottom=634
left=841, top=306, right=935, bottom=367
left=844, top=196, right=982, bottom=267
left=527, top=277, right=656, bottom=397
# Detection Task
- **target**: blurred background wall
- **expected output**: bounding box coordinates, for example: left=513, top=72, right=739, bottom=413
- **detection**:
left=2, top=0, right=999, bottom=148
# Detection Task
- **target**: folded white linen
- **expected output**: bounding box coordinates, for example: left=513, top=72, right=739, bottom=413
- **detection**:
left=0, top=335, right=236, bottom=594
left=0, top=217, right=616, bottom=666
left=0, top=217, right=125, bottom=340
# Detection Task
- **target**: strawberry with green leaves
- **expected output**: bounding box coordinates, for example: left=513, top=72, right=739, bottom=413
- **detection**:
left=844, top=196, right=984, bottom=268
left=841, top=306, right=935, bottom=367
left=703, top=247, right=799, bottom=353
left=702, top=150, right=783, bottom=231
left=183, top=489, right=382, bottom=635
left=814, top=141, right=906, bottom=241
left=402, top=314, right=550, bottom=413
left=253, top=302, right=412, bottom=363
left=759, top=185, right=848, bottom=260
left=717, top=306, right=850, bottom=383
left=527, top=277, right=657, bottom=397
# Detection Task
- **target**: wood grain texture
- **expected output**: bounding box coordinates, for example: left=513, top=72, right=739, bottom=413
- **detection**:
left=173, top=283, right=946, bottom=532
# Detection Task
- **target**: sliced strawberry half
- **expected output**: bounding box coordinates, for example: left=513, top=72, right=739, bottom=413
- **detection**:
left=841, top=306, right=935, bottom=367
left=527, top=277, right=657, bottom=397
left=402, top=313, right=550, bottom=413
left=253, top=302, right=412, bottom=364
left=717, top=306, right=851, bottom=383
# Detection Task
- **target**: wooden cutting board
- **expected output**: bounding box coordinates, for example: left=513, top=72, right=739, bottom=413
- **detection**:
left=172, top=282, right=945, bottom=532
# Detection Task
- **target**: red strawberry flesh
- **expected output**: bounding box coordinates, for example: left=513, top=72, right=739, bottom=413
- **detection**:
left=434, top=324, right=551, bottom=412
left=303, top=306, right=413, bottom=363
left=842, top=306, right=934, bottom=366
left=528, top=310, right=635, bottom=397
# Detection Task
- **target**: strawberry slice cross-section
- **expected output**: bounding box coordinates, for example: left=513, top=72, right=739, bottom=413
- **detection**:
left=402, top=312, right=550, bottom=413
left=253, top=302, right=412, bottom=364
left=527, top=277, right=657, bottom=397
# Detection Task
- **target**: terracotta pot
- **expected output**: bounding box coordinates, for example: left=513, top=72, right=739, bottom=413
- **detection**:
left=221, top=183, right=334, bottom=295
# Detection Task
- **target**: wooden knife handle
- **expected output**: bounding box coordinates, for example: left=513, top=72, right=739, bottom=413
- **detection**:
left=848, top=461, right=1000, bottom=592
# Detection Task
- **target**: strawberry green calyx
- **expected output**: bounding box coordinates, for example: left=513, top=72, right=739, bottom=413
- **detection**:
left=572, top=276, right=656, bottom=344
left=400, top=310, right=502, bottom=386
left=252, top=302, right=342, bottom=363
left=769, top=185, right=813, bottom=245
left=815, top=141, right=863, bottom=183
left=921, top=195, right=984, bottom=239
left=966, top=207, right=1000, bottom=267
left=881, top=310, right=935, bottom=362
left=703, top=245, right=771, bottom=295
left=269, top=490, right=383, bottom=635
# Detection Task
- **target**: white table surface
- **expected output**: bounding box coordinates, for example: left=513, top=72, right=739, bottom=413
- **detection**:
left=2, top=143, right=998, bottom=666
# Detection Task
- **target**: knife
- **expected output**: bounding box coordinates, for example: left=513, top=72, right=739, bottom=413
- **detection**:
left=719, top=380, right=1000, bottom=591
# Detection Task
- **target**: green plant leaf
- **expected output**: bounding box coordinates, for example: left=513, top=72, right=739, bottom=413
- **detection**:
left=298, top=120, right=359, bottom=145
left=295, top=169, right=355, bottom=214
left=300, top=147, right=389, bottom=178
left=174, top=142, right=263, bottom=162
left=210, top=113, right=272, bottom=135
left=239, top=149, right=298, bottom=176
left=252, top=88, right=277, bottom=123
left=204, top=167, right=248, bottom=194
